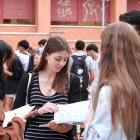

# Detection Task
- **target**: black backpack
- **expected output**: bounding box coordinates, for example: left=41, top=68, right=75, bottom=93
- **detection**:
left=71, top=55, right=89, bottom=89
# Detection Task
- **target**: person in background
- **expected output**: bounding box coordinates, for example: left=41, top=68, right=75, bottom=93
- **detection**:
left=4, top=48, right=24, bottom=111
left=86, top=44, right=99, bottom=60
left=119, top=10, right=140, bottom=36
left=16, top=40, right=31, bottom=72
left=0, top=40, right=25, bottom=140
left=69, top=40, right=94, bottom=101
left=82, top=44, right=100, bottom=133
left=28, top=47, right=36, bottom=55
left=84, top=22, right=140, bottom=140
left=36, top=39, right=47, bottom=55
left=86, top=44, right=100, bottom=93
left=33, top=53, right=40, bottom=67
left=34, top=39, right=48, bottom=69
left=13, top=36, right=80, bottom=140
left=69, top=40, right=94, bottom=136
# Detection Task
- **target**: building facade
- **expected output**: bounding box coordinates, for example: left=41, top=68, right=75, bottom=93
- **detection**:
left=0, top=0, right=139, bottom=50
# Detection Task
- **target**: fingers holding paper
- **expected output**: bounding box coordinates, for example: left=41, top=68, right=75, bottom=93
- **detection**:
left=38, top=102, right=59, bottom=115
left=14, top=109, right=35, bottom=123
left=48, top=120, right=73, bottom=133
left=14, top=114, right=27, bottom=123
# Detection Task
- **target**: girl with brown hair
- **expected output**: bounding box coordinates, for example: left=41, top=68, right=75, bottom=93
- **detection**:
left=13, top=36, right=81, bottom=140
left=84, top=22, right=140, bottom=140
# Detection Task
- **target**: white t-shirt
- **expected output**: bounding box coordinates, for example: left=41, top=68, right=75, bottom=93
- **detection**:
left=90, top=57, right=100, bottom=92
left=16, top=52, right=30, bottom=72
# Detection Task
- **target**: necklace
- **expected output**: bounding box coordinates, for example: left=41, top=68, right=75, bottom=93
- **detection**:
left=48, top=89, right=52, bottom=93
left=47, top=89, right=52, bottom=95
left=45, top=88, right=55, bottom=96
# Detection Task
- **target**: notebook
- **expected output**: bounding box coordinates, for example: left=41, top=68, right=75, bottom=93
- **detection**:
left=54, top=100, right=90, bottom=125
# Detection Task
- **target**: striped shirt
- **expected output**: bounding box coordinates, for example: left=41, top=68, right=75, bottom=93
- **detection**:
left=24, top=73, right=69, bottom=140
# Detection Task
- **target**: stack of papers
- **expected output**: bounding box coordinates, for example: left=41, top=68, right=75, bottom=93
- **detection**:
left=54, top=100, right=90, bottom=125
left=3, top=104, right=35, bottom=127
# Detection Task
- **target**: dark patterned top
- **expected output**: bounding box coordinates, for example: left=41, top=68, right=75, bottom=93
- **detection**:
left=24, top=73, right=68, bottom=140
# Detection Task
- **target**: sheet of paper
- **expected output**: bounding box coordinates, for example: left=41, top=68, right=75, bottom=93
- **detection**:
left=3, top=104, right=35, bottom=127
left=54, top=100, right=90, bottom=125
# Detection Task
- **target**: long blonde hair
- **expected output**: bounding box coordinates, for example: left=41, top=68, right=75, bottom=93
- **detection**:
left=93, top=22, right=140, bottom=139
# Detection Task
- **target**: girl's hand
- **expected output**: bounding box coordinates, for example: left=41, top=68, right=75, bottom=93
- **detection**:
left=14, top=114, right=27, bottom=123
left=48, top=120, right=73, bottom=133
left=3, top=64, right=8, bottom=73
left=79, top=132, right=84, bottom=140
left=3, top=63, right=7, bottom=69
left=38, top=102, right=59, bottom=115
left=14, top=110, right=35, bottom=123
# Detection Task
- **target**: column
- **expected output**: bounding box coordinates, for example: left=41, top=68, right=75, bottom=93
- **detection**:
left=0, top=0, right=3, bottom=23
left=110, top=0, right=127, bottom=22
left=35, top=0, right=51, bottom=32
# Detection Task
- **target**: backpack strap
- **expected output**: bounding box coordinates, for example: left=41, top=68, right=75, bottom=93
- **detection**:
left=26, top=73, right=32, bottom=104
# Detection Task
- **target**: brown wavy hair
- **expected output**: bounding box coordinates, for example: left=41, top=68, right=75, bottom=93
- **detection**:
left=93, top=22, right=140, bottom=139
left=34, top=36, right=71, bottom=94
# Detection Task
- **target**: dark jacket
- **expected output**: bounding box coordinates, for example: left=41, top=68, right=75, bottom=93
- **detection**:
left=6, top=56, right=24, bottom=94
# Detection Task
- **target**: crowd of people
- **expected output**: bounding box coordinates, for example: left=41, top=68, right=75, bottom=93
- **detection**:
left=0, top=10, right=140, bottom=140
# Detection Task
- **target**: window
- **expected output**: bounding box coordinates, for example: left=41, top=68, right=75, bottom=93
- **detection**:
left=51, top=0, right=110, bottom=26
left=0, top=0, right=35, bottom=24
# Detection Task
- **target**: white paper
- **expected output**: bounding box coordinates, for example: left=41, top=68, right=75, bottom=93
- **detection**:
left=54, top=100, right=90, bottom=125
left=3, top=104, right=35, bottom=127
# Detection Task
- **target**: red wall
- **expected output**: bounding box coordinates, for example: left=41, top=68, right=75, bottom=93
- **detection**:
left=0, top=0, right=137, bottom=50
